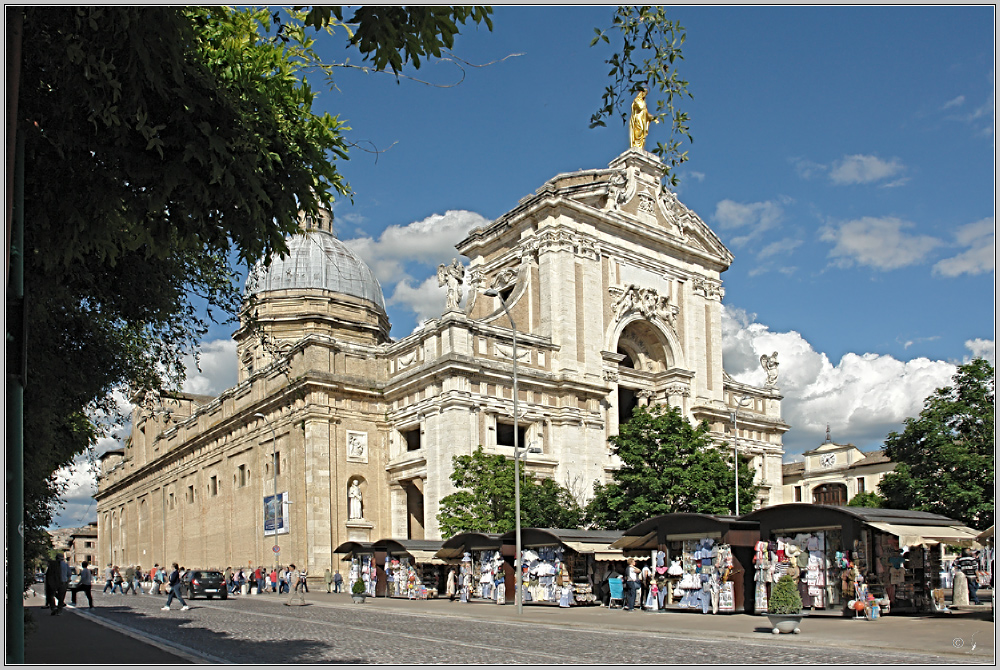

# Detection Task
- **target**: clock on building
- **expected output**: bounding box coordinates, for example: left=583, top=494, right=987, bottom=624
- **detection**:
left=820, top=453, right=836, bottom=468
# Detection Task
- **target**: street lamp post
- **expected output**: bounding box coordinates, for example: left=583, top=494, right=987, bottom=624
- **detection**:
left=730, top=394, right=752, bottom=517
left=484, top=288, right=525, bottom=615
left=255, top=413, right=278, bottom=571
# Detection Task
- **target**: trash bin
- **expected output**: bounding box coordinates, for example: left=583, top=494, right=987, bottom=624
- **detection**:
left=241, top=583, right=249, bottom=596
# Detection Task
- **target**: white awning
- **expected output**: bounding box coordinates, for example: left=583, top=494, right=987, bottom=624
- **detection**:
left=407, top=550, right=450, bottom=564
left=563, top=541, right=624, bottom=559
left=866, top=522, right=982, bottom=548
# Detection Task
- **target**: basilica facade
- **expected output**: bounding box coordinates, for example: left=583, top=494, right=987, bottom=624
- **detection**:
left=96, top=147, right=788, bottom=573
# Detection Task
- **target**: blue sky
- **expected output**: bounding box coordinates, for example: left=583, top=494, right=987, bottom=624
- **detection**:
left=54, top=6, right=994, bottom=528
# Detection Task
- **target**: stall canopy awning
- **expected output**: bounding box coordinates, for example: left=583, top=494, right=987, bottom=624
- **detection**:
left=435, top=533, right=503, bottom=560
left=866, top=522, right=982, bottom=548
left=333, top=541, right=374, bottom=559
left=371, top=539, right=453, bottom=565
left=498, top=528, right=625, bottom=559
left=977, top=525, right=994, bottom=542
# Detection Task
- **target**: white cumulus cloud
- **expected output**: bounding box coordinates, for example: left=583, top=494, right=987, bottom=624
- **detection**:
left=388, top=275, right=456, bottom=326
left=182, top=339, right=239, bottom=396
left=721, top=305, right=962, bottom=457
left=343, top=210, right=490, bottom=286
left=829, top=154, right=906, bottom=185
left=820, top=216, right=941, bottom=270
left=932, top=217, right=995, bottom=277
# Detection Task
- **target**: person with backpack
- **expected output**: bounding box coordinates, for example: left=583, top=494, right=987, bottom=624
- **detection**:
left=161, top=562, right=189, bottom=611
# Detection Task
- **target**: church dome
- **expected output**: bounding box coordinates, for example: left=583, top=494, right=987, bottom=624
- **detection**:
left=245, top=230, right=386, bottom=312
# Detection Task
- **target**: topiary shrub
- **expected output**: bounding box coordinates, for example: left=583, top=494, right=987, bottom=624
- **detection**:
left=352, top=579, right=365, bottom=595
left=768, top=575, right=802, bottom=615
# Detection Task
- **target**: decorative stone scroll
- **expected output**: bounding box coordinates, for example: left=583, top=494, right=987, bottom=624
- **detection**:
left=692, top=275, right=724, bottom=300
left=664, top=383, right=691, bottom=398
left=346, top=430, right=369, bottom=464
left=609, top=284, right=679, bottom=329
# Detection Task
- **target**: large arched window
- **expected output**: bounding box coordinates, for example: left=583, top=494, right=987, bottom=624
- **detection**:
left=812, top=483, right=848, bottom=506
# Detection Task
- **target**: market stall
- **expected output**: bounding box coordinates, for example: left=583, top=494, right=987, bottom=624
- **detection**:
left=611, top=513, right=759, bottom=614
left=371, top=539, right=453, bottom=599
left=333, top=540, right=381, bottom=597
left=741, top=504, right=981, bottom=615
left=435, top=533, right=505, bottom=603
left=498, top=528, right=625, bottom=607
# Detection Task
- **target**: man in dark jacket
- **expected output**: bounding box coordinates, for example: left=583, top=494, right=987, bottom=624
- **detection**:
left=161, top=562, right=190, bottom=611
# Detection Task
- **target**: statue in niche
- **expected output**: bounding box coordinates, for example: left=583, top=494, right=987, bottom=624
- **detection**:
left=437, top=258, right=464, bottom=311
left=760, top=352, right=779, bottom=387
left=348, top=480, right=363, bottom=519
left=629, top=88, right=657, bottom=149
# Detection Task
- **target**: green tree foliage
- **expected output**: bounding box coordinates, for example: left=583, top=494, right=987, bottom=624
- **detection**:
left=878, top=358, right=995, bottom=530
left=437, top=447, right=583, bottom=537
left=586, top=404, right=758, bottom=530
left=13, top=5, right=493, bottom=579
left=847, top=491, right=885, bottom=508
left=590, top=6, right=693, bottom=185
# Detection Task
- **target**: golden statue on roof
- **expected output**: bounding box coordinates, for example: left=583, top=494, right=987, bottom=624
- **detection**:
left=629, top=88, right=657, bottom=150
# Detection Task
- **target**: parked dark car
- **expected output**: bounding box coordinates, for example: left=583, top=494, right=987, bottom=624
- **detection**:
left=182, top=570, right=228, bottom=600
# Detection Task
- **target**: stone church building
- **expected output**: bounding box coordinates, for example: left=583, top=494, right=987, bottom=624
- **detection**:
left=96, top=147, right=788, bottom=573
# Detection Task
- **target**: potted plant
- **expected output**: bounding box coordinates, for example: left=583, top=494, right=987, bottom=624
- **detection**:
left=351, top=579, right=366, bottom=604
left=766, top=575, right=804, bottom=634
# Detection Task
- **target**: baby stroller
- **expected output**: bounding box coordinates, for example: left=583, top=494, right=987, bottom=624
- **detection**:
left=608, top=577, right=624, bottom=609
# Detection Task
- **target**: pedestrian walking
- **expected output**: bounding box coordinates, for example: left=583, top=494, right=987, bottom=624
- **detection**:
left=955, top=548, right=981, bottom=605
left=333, top=570, right=343, bottom=594
left=150, top=563, right=162, bottom=595
left=56, top=555, right=71, bottom=610
left=292, top=565, right=305, bottom=593
left=324, top=568, right=333, bottom=593
left=161, top=562, right=190, bottom=611
left=111, top=566, right=124, bottom=594
left=44, top=558, right=61, bottom=615
left=446, top=568, right=456, bottom=601
left=103, top=563, right=114, bottom=593
left=270, top=568, right=278, bottom=593
left=300, top=566, right=309, bottom=592
left=134, top=565, right=143, bottom=594
left=70, top=561, right=94, bottom=608
left=123, top=565, right=136, bottom=594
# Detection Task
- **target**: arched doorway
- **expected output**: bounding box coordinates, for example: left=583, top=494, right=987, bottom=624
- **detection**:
left=812, top=483, right=848, bottom=506
left=615, top=320, right=672, bottom=424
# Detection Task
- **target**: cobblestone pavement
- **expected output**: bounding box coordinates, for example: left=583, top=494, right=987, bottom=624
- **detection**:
left=71, top=590, right=984, bottom=665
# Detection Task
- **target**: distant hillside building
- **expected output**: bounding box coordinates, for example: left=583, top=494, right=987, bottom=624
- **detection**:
left=96, top=147, right=788, bottom=573
left=68, top=522, right=100, bottom=569
left=782, top=428, right=895, bottom=505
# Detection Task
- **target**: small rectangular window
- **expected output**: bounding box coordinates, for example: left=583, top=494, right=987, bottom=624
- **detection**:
left=238, top=464, right=247, bottom=488
left=857, top=477, right=866, bottom=493
left=187, top=485, right=194, bottom=504
left=496, top=421, right=527, bottom=448
left=793, top=486, right=802, bottom=502
left=274, top=452, right=281, bottom=476
left=403, top=428, right=421, bottom=452
left=210, top=476, right=218, bottom=497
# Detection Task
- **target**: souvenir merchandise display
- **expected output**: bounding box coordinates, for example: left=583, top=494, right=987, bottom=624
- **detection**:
left=754, top=530, right=842, bottom=612
left=384, top=556, right=436, bottom=599
left=475, top=550, right=504, bottom=601
left=570, top=554, right=597, bottom=606
left=662, top=538, right=736, bottom=614
left=458, top=553, right=474, bottom=603
left=520, top=546, right=571, bottom=604
left=349, top=555, right=377, bottom=597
